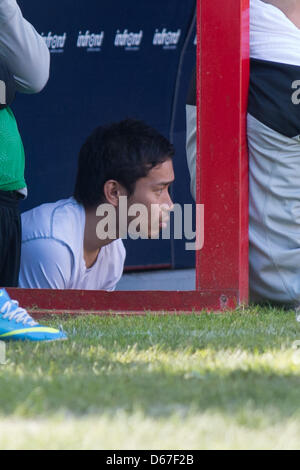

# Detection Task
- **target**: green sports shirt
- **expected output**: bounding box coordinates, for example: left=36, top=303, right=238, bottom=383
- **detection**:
left=0, top=106, right=26, bottom=191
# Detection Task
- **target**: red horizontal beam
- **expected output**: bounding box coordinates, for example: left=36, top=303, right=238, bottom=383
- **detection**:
left=7, top=288, right=239, bottom=317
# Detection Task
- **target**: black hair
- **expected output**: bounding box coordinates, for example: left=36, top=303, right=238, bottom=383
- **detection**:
left=74, top=118, right=174, bottom=208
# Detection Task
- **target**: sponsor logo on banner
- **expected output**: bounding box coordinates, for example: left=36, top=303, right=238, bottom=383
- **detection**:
left=41, top=32, right=67, bottom=53
left=114, top=29, right=143, bottom=51
left=153, top=28, right=181, bottom=50
left=77, top=30, right=105, bottom=52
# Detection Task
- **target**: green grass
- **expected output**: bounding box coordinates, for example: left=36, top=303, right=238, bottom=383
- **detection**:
left=1, top=306, right=300, bottom=449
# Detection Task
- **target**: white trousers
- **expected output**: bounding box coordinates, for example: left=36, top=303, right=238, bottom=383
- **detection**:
left=248, top=113, right=300, bottom=305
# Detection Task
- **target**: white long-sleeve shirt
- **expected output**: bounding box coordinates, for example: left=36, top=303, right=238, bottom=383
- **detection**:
left=0, top=0, right=50, bottom=94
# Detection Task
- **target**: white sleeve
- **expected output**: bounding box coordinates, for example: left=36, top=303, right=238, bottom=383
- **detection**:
left=0, top=0, right=50, bottom=93
left=19, top=238, right=73, bottom=289
left=186, top=104, right=197, bottom=201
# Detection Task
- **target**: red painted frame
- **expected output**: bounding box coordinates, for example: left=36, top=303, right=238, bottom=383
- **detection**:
left=196, top=0, right=250, bottom=304
left=8, top=0, right=250, bottom=315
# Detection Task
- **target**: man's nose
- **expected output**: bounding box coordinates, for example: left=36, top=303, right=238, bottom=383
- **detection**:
left=163, top=190, right=173, bottom=209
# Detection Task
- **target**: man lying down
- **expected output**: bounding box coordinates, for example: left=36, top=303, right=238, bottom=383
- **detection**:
left=19, top=119, right=175, bottom=290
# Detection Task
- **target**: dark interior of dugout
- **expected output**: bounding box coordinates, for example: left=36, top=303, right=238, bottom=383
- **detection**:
left=13, top=0, right=197, bottom=272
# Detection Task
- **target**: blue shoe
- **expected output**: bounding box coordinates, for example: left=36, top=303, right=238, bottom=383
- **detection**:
left=0, top=289, right=67, bottom=342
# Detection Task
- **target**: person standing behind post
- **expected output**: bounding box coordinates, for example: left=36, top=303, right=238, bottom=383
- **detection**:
left=0, top=0, right=67, bottom=342
left=186, top=67, right=196, bottom=202
left=249, top=0, right=300, bottom=305
left=186, top=2, right=300, bottom=308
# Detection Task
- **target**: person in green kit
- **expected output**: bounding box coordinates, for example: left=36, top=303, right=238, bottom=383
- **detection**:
left=0, top=0, right=51, bottom=286
left=0, top=63, right=25, bottom=286
left=0, top=0, right=67, bottom=342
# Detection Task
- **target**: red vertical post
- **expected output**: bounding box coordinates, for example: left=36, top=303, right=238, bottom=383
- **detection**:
left=196, top=0, right=250, bottom=304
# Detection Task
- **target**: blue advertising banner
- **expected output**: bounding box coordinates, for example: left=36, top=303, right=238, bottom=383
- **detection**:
left=14, top=0, right=196, bottom=269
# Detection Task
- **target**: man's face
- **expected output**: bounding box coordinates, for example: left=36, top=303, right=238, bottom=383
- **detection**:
left=127, top=158, right=175, bottom=238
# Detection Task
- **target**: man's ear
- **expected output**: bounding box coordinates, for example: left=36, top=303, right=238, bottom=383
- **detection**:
left=103, top=180, right=127, bottom=207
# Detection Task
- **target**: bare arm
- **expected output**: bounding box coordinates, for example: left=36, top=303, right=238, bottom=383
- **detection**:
left=261, top=0, right=300, bottom=27
left=0, top=0, right=50, bottom=94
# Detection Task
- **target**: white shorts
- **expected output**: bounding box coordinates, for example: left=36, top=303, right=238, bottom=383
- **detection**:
left=248, top=113, right=300, bottom=305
